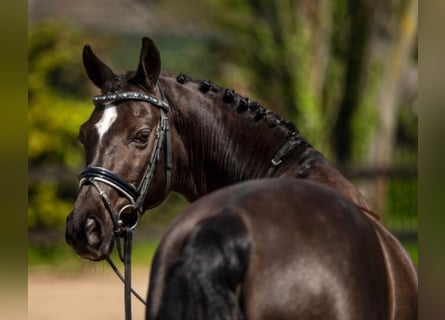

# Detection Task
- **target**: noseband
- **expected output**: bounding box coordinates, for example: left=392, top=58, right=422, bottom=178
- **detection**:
left=77, top=83, right=172, bottom=319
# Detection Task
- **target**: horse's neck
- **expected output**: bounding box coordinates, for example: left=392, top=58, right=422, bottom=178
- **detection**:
left=162, top=76, right=369, bottom=209
left=163, top=77, right=290, bottom=195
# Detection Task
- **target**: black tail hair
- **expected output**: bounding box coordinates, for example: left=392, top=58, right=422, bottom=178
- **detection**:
left=156, top=211, right=252, bottom=320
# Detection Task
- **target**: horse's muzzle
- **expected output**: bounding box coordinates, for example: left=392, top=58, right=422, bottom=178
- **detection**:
left=65, top=210, right=114, bottom=261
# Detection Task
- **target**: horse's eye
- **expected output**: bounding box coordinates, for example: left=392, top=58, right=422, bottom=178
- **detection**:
left=134, top=129, right=151, bottom=144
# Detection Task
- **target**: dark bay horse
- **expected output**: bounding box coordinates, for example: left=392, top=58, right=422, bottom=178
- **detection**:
left=64, top=37, right=417, bottom=318
left=66, top=37, right=370, bottom=259
left=146, top=178, right=417, bottom=320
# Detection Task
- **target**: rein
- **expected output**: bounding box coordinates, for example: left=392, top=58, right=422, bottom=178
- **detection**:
left=77, top=83, right=171, bottom=320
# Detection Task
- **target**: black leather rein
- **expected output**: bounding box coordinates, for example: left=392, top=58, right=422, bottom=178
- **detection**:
left=77, top=83, right=172, bottom=320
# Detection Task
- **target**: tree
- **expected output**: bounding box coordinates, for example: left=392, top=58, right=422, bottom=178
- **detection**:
left=364, top=0, right=418, bottom=214
left=187, top=0, right=418, bottom=215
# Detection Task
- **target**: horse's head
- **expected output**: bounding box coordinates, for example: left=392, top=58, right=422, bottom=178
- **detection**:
left=66, top=37, right=171, bottom=260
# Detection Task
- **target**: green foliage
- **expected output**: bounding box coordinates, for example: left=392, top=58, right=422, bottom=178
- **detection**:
left=28, top=23, right=93, bottom=228
left=28, top=23, right=91, bottom=167
left=28, top=181, right=73, bottom=228
left=402, top=241, right=418, bottom=265
left=383, top=148, right=418, bottom=233
left=29, top=239, right=160, bottom=270
left=350, top=61, right=381, bottom=162
left=28, top=23, right=90, bottom=97
left=28, top=242, right=84, bottom=271
left=384, top=178, right=418, bottom=229
left=29, top=95, right=89, bottom=167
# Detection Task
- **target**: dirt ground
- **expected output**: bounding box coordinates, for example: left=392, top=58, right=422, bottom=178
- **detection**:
left=28, top=267, right=150, bottom=320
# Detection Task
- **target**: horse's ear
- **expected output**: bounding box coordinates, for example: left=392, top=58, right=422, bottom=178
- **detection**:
left=131, top=37, right=161, bottom=90
left=82, top=45, right=116, bottom=89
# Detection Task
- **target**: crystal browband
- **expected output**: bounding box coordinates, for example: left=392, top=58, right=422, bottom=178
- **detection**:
left=92, top=91, right=169, bottom=111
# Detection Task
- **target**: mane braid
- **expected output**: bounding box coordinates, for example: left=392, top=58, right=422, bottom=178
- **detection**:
left=100, top=72, right=139, bottom=94
left=176, top=73, right=192, bottom=84
left=175, top=74, right=311, bottom=149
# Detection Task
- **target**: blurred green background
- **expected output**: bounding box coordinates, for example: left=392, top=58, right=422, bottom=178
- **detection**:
left=28, top=0, right=418, bottom=269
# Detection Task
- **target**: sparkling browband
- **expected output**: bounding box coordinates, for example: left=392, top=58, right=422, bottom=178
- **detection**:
left=93, top=91, right=169, bottom=111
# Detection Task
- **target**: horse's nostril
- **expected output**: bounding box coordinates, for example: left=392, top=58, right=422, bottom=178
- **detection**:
left=85, top=217, right=102, bottom=248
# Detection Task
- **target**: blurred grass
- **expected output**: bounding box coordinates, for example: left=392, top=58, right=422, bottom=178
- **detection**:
left=29, top=236, right=418, bottom=273
left=28, top=239, right=160, bottom=273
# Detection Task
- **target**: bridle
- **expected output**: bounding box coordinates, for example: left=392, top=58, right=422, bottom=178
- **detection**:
left=79, top=84, right=172, bottom=227
left=77, top=82, right=171, bottom=320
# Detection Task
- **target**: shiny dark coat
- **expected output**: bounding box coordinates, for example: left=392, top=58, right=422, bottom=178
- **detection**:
left=146, top=179, right=417, bottom=320
left=66, top=37, right=371, bottom=259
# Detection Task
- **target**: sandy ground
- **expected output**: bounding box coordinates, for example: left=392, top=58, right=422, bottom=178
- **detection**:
left=28, top=267, right=150, bottom=320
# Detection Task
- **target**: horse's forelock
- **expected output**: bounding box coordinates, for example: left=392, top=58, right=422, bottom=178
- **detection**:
left=100, top=72, right=138, bottom=94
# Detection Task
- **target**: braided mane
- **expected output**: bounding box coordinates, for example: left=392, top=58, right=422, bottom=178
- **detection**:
left=174, top=73, right=310, bottom=148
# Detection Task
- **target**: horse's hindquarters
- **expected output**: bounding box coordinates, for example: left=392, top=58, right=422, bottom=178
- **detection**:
left=146, top=178, right=417, bottom=320
left=235, top=182, right=391, bottom=319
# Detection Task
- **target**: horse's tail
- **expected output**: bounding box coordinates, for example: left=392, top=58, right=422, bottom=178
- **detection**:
left=156, top=210, right=252, bottom=320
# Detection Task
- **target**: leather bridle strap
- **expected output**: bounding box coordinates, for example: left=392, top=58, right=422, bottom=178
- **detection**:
left=134, top=108, right=171, bottom=210
left=106, top=250, right=146, bottom=305
left=105, top=228, right=147, bottom=320
left=266, top=137, right=301, bottom=177
left=78, top=82, right=171, bottom=320
left=124, top=228, right=134, bottom=319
